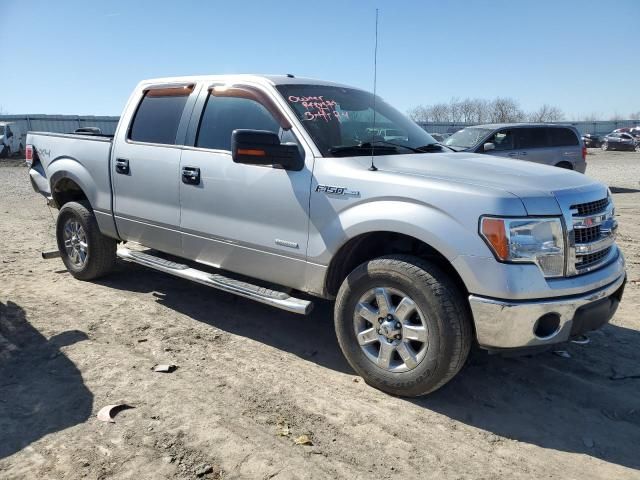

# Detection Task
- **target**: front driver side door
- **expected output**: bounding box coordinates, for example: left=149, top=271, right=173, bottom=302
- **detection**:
left=178, top=84, right=313, bottom=290
left=481, top=128, right=516, bottom=159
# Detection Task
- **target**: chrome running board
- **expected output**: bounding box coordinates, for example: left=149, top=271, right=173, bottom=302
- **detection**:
left=116, top=247, right=313, bottom=315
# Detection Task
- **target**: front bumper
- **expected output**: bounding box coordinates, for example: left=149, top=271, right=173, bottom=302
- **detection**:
left=469, top=272, right=626, bottom=349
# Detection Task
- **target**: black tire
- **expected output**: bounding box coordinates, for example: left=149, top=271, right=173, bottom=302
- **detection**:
left=556, top=162, right=573, bottom=170
left=56, top=201, right=116, bottom=280
left=635, top=144, right=640, bottom=153
left=334, top=255, right=472, bottom=397
left=0, top=145, right=8, bottom=158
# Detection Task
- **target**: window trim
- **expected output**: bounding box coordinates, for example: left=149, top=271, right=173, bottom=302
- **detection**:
left=192, top=85, right=293, bottom=153
left=126, top=83, right=196, bottom=147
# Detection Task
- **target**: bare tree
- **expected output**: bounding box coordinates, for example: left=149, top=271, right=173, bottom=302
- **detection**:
left=528, top=104, right=564, bottom=122
left=489, top=97, right=525, bottom=123
left=407, top=105, right=429, bottom=123
left=0, top=105, right=7, bottom=115
left=409, top=97, right=563, bottom=125
left=630, top=111, right=640, bottom=120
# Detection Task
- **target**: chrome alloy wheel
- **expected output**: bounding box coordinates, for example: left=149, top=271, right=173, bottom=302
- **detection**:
left=63, top=219, right=88, bottom=267
left=353, top=287, right=428, bottom=373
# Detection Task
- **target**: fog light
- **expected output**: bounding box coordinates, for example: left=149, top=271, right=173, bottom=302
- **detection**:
left=534, top=313, right=561, bottom=338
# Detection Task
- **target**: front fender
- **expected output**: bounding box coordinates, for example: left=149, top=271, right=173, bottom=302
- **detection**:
left=307, top=198, right=492, bottom=266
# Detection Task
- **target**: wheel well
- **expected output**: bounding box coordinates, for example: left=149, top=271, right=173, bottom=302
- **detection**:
left=556, top=161, right=573, bottom=170
left=52, top=178, right=89, bottom=209
left=325, top=231, right=468, bottom=298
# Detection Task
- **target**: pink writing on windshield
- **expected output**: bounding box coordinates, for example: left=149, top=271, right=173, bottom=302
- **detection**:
left=288, top=95, right=349, bottom=123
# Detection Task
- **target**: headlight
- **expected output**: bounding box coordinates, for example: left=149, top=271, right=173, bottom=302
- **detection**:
left=480, top=217, right=565, bottom=277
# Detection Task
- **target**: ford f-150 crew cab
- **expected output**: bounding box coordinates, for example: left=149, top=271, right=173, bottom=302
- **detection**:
left=26, top=75, right=626, bottom=396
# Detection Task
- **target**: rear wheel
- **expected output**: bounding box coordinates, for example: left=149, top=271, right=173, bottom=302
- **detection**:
left=56, top=201, right=116, bottom=280
left=334, top=255, right=472, bottom=397
left=556, top=161, right=573, bottom=170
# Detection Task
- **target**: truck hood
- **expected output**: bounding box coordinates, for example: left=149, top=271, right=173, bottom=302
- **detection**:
left=371, top=151, right=605, bottom=215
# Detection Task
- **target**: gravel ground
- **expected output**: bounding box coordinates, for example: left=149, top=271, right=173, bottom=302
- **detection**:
left=0, top=150, right=639, bottom=479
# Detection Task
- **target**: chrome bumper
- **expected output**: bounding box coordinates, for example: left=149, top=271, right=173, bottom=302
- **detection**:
left=469, top=272, right=626, bottom=349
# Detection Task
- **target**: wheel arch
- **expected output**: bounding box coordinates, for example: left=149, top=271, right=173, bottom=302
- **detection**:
left=324, top=231, right=470, bottom=300
left=48, top=157, right=101, bottom=211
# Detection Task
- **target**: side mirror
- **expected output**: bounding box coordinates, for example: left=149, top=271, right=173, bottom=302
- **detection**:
left=483, top=142, right=495, bottom=152
left=231, top=129, right=303, bottom=171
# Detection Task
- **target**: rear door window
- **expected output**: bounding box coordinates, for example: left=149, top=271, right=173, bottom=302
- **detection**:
left=129, top=86, right=192, bottom=145
left=486, top=129, right=514, bottom=151
left=515, top=127, right=548, bottom=149
left=549, top=128, right=579, bottom=147
left=196, top=95, right=281, bottom=151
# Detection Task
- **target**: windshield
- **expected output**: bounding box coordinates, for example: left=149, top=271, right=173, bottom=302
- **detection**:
left=276, top=84, right=438, bottom=157
left=445, top=128, right=493, bottom=150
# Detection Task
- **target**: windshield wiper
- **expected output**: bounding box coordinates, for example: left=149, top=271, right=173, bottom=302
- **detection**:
left=361, top=140, right=424, bottom=153
left=329, top=144, right=399, bottom=157
left=415, top=143, right=450, bottom=152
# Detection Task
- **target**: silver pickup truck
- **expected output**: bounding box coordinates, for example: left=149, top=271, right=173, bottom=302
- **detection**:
left=26, top=75, right=626, bottom=396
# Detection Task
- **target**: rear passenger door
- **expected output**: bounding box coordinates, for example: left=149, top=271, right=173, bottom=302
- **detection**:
left=112, top=83, right=199, bottom=256
left=513, top=127, right=551, bottom=165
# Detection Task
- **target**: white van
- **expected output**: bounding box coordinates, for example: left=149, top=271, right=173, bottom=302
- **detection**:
left=0, top=122, right=25, bottom=158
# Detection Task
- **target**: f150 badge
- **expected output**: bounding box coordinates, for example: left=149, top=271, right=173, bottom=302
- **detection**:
left=315, top=185, right=360, bottom=197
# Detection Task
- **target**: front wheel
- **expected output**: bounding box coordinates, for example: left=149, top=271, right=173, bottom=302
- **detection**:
left=56, top=201, right=116, bottom=280
left=334, top=255, right=472, bottom=397
left=601, top=142, right=609, bottom=151
left=635, top=144, right=640, bottom=153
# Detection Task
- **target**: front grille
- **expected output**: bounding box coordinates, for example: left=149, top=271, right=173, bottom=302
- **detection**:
left=572, top=198, right=608, bottom=216
left=575, top=247, right=612, bottom=269
left=569, top=196, right=616, bottom=275
left=574, top=225, right=600, bottom=244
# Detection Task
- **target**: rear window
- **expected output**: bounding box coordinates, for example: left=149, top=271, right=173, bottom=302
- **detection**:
left=515, top=127, right=548, bottom=149
left=549, top=128, right=578, bottom=147
left=129, top=90, right=190, bottom=145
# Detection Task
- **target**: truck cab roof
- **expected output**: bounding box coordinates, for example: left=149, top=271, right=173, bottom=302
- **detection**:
left=136, top=74, right=359, bottom=90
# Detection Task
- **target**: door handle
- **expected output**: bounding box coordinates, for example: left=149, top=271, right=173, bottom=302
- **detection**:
left=182, top=166, right=200, bottom=185
left=115, top=158, right=129, bottom=174
left=508, top=152, right=519, bottom=157
left=519, top=151, right=527, bottom=156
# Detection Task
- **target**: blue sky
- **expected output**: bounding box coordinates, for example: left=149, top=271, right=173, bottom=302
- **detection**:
left=1, top=0, right=637, bottom=119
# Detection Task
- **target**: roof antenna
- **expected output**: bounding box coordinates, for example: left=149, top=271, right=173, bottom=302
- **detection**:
left=369, top=8, right=379, bottom=171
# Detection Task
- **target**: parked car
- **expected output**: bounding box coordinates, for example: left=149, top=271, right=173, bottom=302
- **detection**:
left=601, top=132, right=640, bottom=151
left=26, top=75, right=626, bottom=397
left=0, top=122, right=25, bottom=158
left=429, top=132, right=449, bottom=143
left=445, top=123, right=587, bottom=172
left=379, top=128, right=408, bottom=142
left=581, top=133, right=602, bottom=148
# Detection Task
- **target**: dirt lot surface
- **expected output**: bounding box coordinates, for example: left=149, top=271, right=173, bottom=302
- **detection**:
left=1, top=150, right=639, bottom=479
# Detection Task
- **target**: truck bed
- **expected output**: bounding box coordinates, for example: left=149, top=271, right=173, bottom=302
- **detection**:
left=27, top=130, right=115, bottom=232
